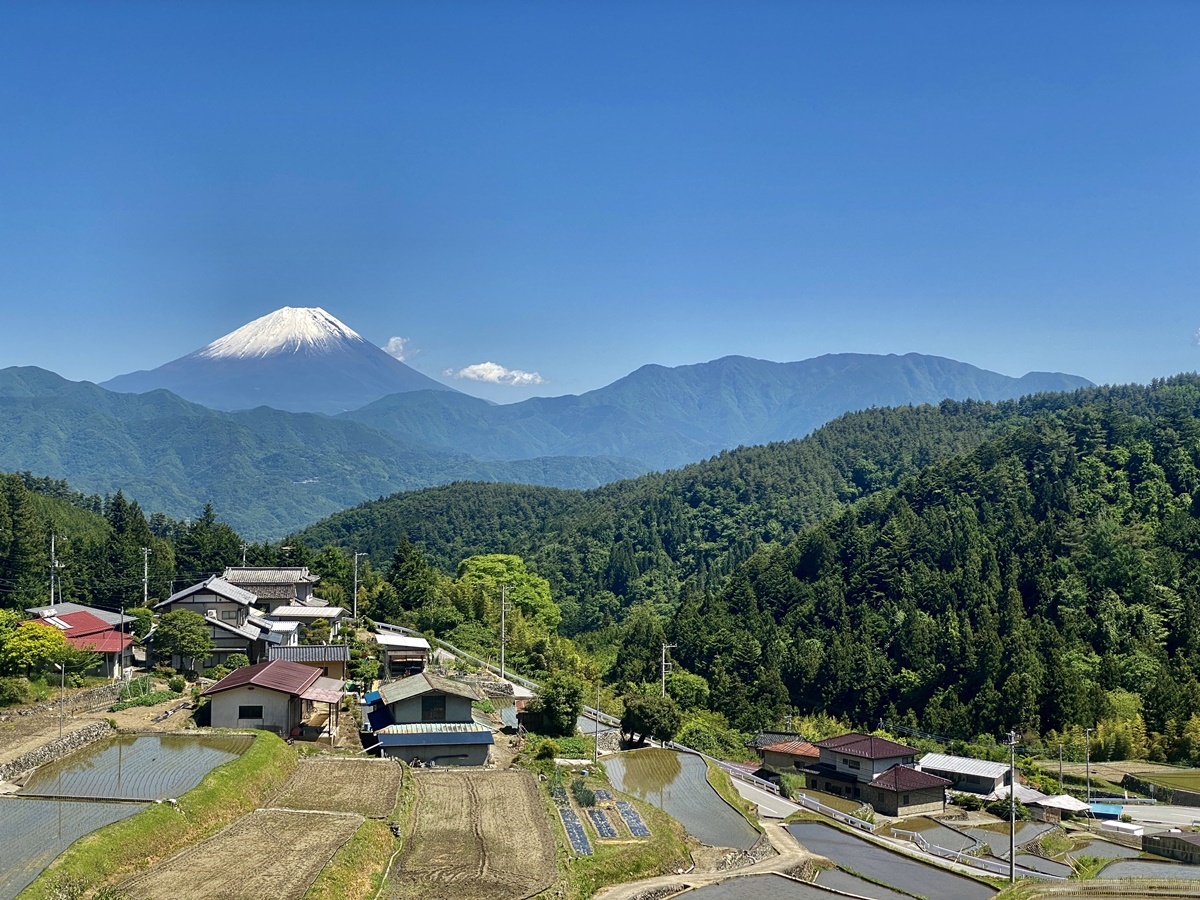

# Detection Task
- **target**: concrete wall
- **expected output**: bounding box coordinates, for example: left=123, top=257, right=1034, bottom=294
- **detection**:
left=388, top=692, right=473, bottom=725
left=381, top=741, right=490, bottom=766
left=870, top=784, right=944, bottom=817
left=210, top=684, right=298, bottom=734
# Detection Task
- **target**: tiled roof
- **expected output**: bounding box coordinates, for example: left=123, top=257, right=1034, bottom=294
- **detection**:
left=223, top=567, right=319, bottom=585
left=815, top=732, right=916, bottom=760
left=378, top=672, right=483, bottom=705
left=244, top=584, right=296, bottom=599
left=202, top=659, right=320, bottom=697
left=761, top=740, right=820, bottom=759
left=158, top=576, right=258, bottom=609
left=267, top=644, right=351, bottom=663
left=377, top=722, right=492, bottom=734
left=870, top=765, right=951, bottom=792
left=748, top=731, right=809, bottom=750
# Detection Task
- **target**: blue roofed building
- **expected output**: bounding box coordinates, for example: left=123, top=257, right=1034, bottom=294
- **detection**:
left=361, top=672, right=494, bottom=766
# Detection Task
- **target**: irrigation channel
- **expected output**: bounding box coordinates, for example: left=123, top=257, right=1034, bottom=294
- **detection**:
left=0, top=733, right=252, bottom=900
left=603, top=748, right=760, bottom=851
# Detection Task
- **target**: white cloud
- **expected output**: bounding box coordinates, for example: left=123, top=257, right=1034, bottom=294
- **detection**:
left=444, top=361, right=545, bottom=387
left=383, top=336, right=412, bottom=361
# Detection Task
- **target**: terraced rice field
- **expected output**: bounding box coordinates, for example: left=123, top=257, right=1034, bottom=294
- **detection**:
left=605, top=749, right=758, bottom=850
left=1143, top=770, right=1200, bottom=792
left=0, top=798, right=145, bottom=900
left=121, top=808, right=362, bottom=900
left=389, top=769, right=556, bottom=900
left=269, top=757, right=401, bottom=817
left=787, top=822, right=996, bottom=900
left=1099, top=860, right=1200, bottom=879
left=20, top=733, right=253, bottom=802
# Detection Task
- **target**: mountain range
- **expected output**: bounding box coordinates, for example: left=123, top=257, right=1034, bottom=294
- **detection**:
left=1, top=307, right=1094, bottom=538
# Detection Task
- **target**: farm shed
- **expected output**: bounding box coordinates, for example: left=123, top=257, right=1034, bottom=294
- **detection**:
left=372, top=722, right=494, bottom=766
left=760, top=739, right=820, bottom=774
left=379, top=671, right=482, bottom=726
left=374, top=632, right=430, bottom=678
left=1144, top=831, right=1200, bottom=862
left=203, top=659, right=345, bottom=741
left=267, top=643, right=350, bottom=680
left=917, top=752, right=1010, bottom=795
left=867, top=765, right=950, bottom=817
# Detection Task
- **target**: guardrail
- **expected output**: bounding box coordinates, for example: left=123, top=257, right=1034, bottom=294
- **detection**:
left=794, top=792, right=875, bottom=832
left=891, top=828, right=1060, bottom=880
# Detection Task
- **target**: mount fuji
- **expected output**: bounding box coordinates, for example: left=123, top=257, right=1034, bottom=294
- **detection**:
left=102, top=307, right=456, bottom=413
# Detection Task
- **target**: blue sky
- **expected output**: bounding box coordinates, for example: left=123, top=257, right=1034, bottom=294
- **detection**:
left=0, top=1, right=1196, bottom=404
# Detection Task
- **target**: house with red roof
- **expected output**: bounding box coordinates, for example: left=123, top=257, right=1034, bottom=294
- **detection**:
left=202, top=659, right=344, bottom=740
left=803, top=731, right=949, bottom=817
left=29, top=608, right=132, bottom=678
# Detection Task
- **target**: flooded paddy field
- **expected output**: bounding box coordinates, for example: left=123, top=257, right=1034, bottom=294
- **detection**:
left=1065, top=838, right=1140, bottom=861
left=0, top=797, right=145, bottom=900
left=964, top=821, right=1053, bottom=857
left=1100, top=859, right=1200, bottom=879
left=787, top=822, right=996, bottom=900
left=885, top=816, right=976, bottom=852
left=1014, top=853, right=1073, bottom=877
left=815, top=868, right=921, bottom=900
left=604, top=749, right=759, bottom=850
left=678, top=873, right=838, bottom=898
left=21, top=733, right=254, bottom=802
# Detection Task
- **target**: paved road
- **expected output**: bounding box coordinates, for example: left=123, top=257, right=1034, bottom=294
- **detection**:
left=1118, top=804, right=1200, bottom=830
left=730, top=778, right=802, bottom=819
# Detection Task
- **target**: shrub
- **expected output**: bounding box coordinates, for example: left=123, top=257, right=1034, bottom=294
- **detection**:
left=535, top=739, right=560, bottom=760
left=225, top=653, right=250, bottom=670
left=0, top=676, right=32, bottom=707
left=954, top=792, right=983, bottom=811
left=203, top=665, right=231, bottom=680
left=168, top=676, right=186, bottom=693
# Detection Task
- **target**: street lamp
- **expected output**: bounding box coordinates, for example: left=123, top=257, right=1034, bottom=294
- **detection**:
left=1085, top=727, right=1094, bottom=803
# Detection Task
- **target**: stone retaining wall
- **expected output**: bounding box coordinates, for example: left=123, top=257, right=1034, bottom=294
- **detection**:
left=1, top=682, right=124, bottom=720
left=0, top=720, right=114, bottom=783
left=1122, top=772, right=1200, bottom=808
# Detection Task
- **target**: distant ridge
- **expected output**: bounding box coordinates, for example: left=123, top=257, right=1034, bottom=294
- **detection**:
left=343, top=352, right=1094, bottom=469
left=102, top=307, right=456, bottom=414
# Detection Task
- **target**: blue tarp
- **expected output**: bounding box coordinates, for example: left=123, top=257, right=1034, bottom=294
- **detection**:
left=366, top=707, right=394, bottom=732
left=1090, top=803, right=1122, bottom=819
left=363, top=690, right=381, bottom=705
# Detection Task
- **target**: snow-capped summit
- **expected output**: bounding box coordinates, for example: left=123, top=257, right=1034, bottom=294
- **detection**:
left=195, top=307, right=367, bottom=360
left=102, top=307, right=455, bottom=414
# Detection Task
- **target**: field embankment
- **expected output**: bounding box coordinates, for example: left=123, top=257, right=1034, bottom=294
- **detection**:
left=18, top=731, right=295, bottom=899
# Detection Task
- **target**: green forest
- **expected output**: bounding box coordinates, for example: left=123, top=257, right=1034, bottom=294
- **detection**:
left=8, top=376, right=1200, bottom=762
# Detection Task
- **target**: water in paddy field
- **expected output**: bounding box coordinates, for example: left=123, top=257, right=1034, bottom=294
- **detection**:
left=603, top=748, right=760, bottom=850
left=0, top=798, right=145, bottom=900
left=1100, top=859, right=1200, bottom=879
left=786, top=822, right=996, bottom=900
left=20, top=732, right=254, bottom=801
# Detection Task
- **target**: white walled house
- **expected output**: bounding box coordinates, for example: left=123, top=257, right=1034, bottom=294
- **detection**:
left=203, top=659, right=344, bottom=737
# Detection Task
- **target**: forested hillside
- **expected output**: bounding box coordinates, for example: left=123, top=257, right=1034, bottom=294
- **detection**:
left=658, top=377, right=1200, bottom=760
left=295, top=397, right=1019, bottom=631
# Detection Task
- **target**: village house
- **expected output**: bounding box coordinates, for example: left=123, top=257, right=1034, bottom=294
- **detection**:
left=759, top=738, right=820, bottom=774
left=222, top=566, right=323, bottom=613
left=265, top=604, right=345, bottom=638
left=805, top=733, right=919, bottom=800
left=22, top=608, right=133, bottom=678
left=202, top=658, right=344, bottom=740
left=362, top=671, right=493, bottom=766
left=866, top=764, right=950, bottom=817
left=917, top=752, right=1010, bottom=795
left=152, top=576, right=279, bottom=668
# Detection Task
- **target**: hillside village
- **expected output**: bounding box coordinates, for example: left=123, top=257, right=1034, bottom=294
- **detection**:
left=5, top=556, right=1200, bottom=900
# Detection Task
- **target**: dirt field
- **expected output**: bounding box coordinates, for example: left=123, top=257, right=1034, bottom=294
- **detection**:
left=121, top=808, right=363, bottom=900
left=389, top=769, right=557, bottom=900
left=269, top=757, right=402, bottom=818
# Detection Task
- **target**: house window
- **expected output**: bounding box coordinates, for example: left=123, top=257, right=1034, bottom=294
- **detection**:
left=902, top=794, right=910, bottom=805
left=421, top=695, right=446, bottom=721
left=841, top=756, right=860, bottom=770
left=221, top=610, right=238, bottom=621
left=238, top=705, right=264, bottom=720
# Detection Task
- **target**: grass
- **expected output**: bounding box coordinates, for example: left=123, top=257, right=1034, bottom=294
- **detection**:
left=704, top=759, right=764, bottom=834
left=1142, top=770, right=1200, bottom=792
left=18, top=730, right=296, bottom=899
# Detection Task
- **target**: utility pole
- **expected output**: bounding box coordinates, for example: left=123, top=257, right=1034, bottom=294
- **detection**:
left=661, top=643, right=676, bottom=697
left=353, top=552, right=367, bottom=621
left=1085, top=726, right=1094, bottom=803
left=1059, top=744, right=1063, bottom=791
left=500, top=585, right=510, bottom=680
left=594, top=682, right=600, bottom=763
left=142, top=547, right=151, bottom=607
left=49, top=534, right=64, bottom=606
left=1007, top=729, right=1018, bottom=884
left=241, top=542, right=249, bottom=566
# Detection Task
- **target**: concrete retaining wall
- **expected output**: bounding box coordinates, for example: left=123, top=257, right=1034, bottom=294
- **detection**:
left=0, top=720, right=114, bottom=783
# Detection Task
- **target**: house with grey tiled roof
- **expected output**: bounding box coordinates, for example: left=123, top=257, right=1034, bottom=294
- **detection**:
left=150, top=576, right=279, bottom=668
left=222, top=567, right=322, bottom=612
left=266, top=643, right=350, bottom=680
